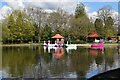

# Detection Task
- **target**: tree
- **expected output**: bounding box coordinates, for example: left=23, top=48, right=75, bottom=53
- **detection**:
left=47, top=12, right=61, bottom=34
left=2, top=19, right=10, bottom=43
left=7, top=14, right=16, bottom=43
left=97, top=5, right=112, bottom=23
left=87, top=22, right=96, bottom=35
left=70, top=3, right=95, bottom=41
left=42, top=24, right=52, bottom=41
left=75, top=3, right=86, bottom=18
left=2, top=10, right=35, bottom=43
left=97, top=5, right=117, bottom=39
left=47, top=8, right=71, bottom=37
left=16, top=10, right=35, bottom=42
left=26, top=7, right=47, bottom=43
left=94, top=18, right=104, bottom=37
left=104, top=16, right=117, bottom=38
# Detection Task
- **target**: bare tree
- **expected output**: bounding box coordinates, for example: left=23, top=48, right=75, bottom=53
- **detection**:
left=25, top=6, right=48, bottom=43
left=97, top=5, right=112, bottom=23
left=47, top=8, right=71, bottom=36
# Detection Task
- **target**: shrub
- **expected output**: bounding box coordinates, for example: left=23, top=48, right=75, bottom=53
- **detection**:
left=28, top=42, right=32, bottom=44
left=72, top=40, right=87, bottom=44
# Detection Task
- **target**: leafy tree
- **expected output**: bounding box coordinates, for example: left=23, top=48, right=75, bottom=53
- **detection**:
left=2, top=10, right=35, bottom=43
left=97, top=5, right=117, bottom=39
left=2, top=27, right=10, bottom=42
left=42, top=24, right=52, bottom=41
left=75, top=3, right=86, bottom=18
left=2, top=19, right=10, bottom=43
left=15, top=11, right=24, bottom=42
left=71, top=3, right=95, bottom=41
left=104, top=16, right=117, bottom=39
left=7, top=14, right=16, bottom=43
left=87, top=22, right=96, bottom=35
left=12, top=10, right=35, bottom=43
left=94, top=18, right=104, bottom=37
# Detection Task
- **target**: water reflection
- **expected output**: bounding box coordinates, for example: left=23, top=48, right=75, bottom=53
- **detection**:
left=2, top=46, right=120, bottom=79
left=43, top=46, right=77, bottom=53
left=53, top=48, right=64, bottom=59
left=89, top=48, right=102, bottom=56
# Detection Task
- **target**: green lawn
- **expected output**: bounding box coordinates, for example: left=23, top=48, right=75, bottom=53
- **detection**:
left=1, top=43, right=119, bottom=47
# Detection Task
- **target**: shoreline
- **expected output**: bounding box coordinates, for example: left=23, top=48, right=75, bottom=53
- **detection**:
left=1, top=43, right=119, bottom=47
left=1, top=43, right=41, bottom=47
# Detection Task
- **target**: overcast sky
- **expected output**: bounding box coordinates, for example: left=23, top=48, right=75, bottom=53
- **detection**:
left=0, top=0, right=119, bottom=21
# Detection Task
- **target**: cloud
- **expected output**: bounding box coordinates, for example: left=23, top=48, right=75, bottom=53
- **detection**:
left=2, top=0, right=78, bottom=14
left=44, top=9, right=55, bottom=13
left=0, top=5, right=12, bottom=20
left=24, top=2, right=78, bottom=14
left=3, top=0, right=118, bottom=10
left=87, top=10, right=118, bottom=23
left=85, top=5, right=91, bottom=13
left=3, top=0, right=75, bottom=2
left=111, top=10, right=118, bottom=24
left=0, top=1, right=78, bottom=20
left=3, top=0, right=119, bottom=2
left=111, top=10, right=118, bottom=18
left=87, top=12, right=98, bottom=22
left=0, top=0, right=119, bottom=21
left=2, top=0, right=118, bottom=13
left=3, top=0, right=25, bottom=9
left=24, top=2, right=92, bottom=14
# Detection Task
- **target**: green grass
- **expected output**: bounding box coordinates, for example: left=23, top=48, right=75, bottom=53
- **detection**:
left=2, top=43, right=42, bottom=47
left=2, top=42, right=119, bottom=47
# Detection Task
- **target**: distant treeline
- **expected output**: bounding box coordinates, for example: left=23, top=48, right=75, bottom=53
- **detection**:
left=1, top=3, right=118, bottom=44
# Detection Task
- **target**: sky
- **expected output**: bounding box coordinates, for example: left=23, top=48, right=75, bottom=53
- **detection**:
left=0, top=0, right=119, bottom=21
left=1, top=2, right=8, bottom=7
left=83, top=2, right=118, bottom=12
left=0, top=2, right=118, bottom=12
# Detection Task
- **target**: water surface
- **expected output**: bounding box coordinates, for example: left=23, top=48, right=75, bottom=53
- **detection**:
left=2, top=46, right=120, bottom=79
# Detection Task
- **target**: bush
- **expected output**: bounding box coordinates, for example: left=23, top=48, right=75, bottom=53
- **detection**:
left=72, top=40, right=87, bottom=44
left=28, top=42, right=32, bottom=44
left=80, top=40, right=87, bottom=44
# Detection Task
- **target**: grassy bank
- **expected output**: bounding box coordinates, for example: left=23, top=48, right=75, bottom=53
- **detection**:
left=104, top=43, right=119, bottom=46
left=1, top=43, right=42, bottom=47
left=1, top=43, right=119, bottom=47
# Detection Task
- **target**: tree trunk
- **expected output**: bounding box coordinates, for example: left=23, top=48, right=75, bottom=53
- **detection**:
left=12, top=40, right=13, bottom=44
left=38, top=36, right=41, bottom=43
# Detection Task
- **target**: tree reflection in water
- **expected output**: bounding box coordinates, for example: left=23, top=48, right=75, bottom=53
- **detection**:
left=88, top=48, right=104, bottom=65
left=2, top=46, right=119, bottom=78
left=104, top=47, right=117, bottom=69
left=54, top=48, right=64, bottom=59
left=2, top=46, right=39, bottom=78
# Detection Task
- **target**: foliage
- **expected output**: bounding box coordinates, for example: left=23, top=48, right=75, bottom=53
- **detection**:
left=2, top=18, right=10, bottom=43
left=75, top=3, right=86, bottom=18
left=104, top=17, right=117, bottom=39
left=42, top=24, right=52, bottom=41
left=97, top=5, right=117, bottom=39
left=1, top=3, right=118, bottom=44
left=2, top=10, right=35, bottom=43
left=71, top=3, right=95, bottom=40
left=94, top=18, right=104, bottom=37
left=46, top=8, right=72, bottom=41
left=26, top=7, right=47, bottom=43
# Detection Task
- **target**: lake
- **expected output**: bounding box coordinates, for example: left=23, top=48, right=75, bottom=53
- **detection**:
left=1, top=46, right=120, bottom=79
